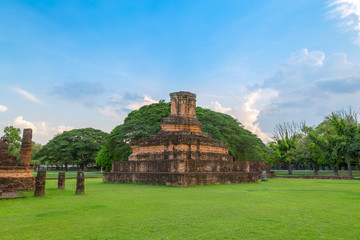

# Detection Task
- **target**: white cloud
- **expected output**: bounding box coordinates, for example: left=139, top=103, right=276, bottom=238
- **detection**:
left=0, top=105, right=8, bottom=112
left=328, top=0, right=360, bottom=45
left=12, top=116, right=74, bottom=144
left=57, top=125, right=74, bottom=133
left=230, top=89, right=278, bottom=143
left=126, top=96, right=158, bottom=110
left=247, top=49, right=360, bottom=141
left=13, top=116, right=37, bottom=132
left=14, top=88, right=42, bottom=104
left=208, top=101, right=232, bottom=113
left=98, top=106, right=124, bottom=120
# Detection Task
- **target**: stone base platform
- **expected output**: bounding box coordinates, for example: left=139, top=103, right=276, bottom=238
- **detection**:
left=104, top=172, right=260, bottom=186
left=0, top=166, right=35, bottom=192
left=111, top=159, right=251, bottom=173
left=0, top=192, right=28, bottom=200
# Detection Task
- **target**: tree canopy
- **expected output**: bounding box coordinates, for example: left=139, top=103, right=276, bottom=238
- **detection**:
left=269, top=108, right=360, bottom=176
left=96, top=102, right=268, bottom=170
left=35, top=128, right=108, bottom=171
left=2, top=126, right=22, bottom=159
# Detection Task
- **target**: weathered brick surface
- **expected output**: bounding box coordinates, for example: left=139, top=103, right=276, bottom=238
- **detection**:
left=0, top=138, right=17, bottom=166
left=248, top=161, right=275, bottom=178
left=112, top=160, right=250, bottom=173
left=76, top=172, right=85, bottom=194
left=19, top=129, right=32, bottom=166
left=58, top=172, right=65, bottom=190
left=106, top=91, right=265, bottom=186
left=34, top=171, right=46, bottom=197
left=0, top=177, right=34, bottom=192
left=0, top=130, right=35, bottom=192
left=104, top=172, right=260, bottom=186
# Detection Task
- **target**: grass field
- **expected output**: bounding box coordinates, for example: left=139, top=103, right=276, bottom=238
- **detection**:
left=32, top=171, right=103, bottom=178
left=274, top=170, right=360, bottom=177
left=1, top=178, right=359, bottom=239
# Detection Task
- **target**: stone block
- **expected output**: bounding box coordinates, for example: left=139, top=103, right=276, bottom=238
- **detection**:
left=34, top=171, right=46, bottom=197
left=76, top=172, right=84, bottom=194
left=58, top=172, right=65, bottom=190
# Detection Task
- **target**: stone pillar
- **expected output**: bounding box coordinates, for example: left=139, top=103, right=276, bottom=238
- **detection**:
left=170, top=91, right=197, bottom=117
left=34, top=171, right=46, bottom=197
left=76, top=172, right=84, bottom=195
left=58, top=172, right=65, bottom=190
left=0, top=137, right=9, bottom=154
left=19, top=129, right=32, bottom=166
left=261, top=171, right=268, bottom=181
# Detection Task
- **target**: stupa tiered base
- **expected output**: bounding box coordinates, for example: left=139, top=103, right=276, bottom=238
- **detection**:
left=104, top=91, right=263, bottom=186
left=104, top=159, right=260, bottom=186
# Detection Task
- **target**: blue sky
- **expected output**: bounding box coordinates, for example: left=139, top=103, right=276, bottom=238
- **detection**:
left=1, top=0, right=360, bottom=144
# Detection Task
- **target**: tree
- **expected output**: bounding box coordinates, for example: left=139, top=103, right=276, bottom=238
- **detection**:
left=329, top=109, right=359, bottom=177
left=299, top=125, right=327, bottom=175
left=30, top=142, right=43, bottom=169
left=2, top=126, right=22, bottom=159
left=96, top=102, right=268, bottom=170
left=35, top=128, right=108, bottom=171
left=271, top=122, right=301, bottom=175
left=312, top=116, right=343, bottom=176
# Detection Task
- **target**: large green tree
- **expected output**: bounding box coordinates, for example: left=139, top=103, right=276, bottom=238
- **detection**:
left=35, top=128, right=108, bottom=171
left=2, top=126, right=22, bottom=158
left=328, top=110, right=359, bottom=176
left=270, top=122, right=301, bottom=175
left=96, top=102, right=268, bottom=171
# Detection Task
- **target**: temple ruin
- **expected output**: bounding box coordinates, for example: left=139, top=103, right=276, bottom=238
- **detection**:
left=104, top=91, right=263, bottom=186
left=0, top=129, right=35, bottom=192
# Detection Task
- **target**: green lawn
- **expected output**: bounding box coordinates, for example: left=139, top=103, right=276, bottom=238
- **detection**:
left=32, top=171, right=103, bottom=178
left=1, top=178, right=359, bottom=239
left=275, top=170, right=360, bottom=177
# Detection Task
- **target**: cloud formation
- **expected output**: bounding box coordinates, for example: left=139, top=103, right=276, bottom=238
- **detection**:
left=125, top=96, right=158, bottom=111
left=0, top=105, right=8, bottom=112
left=14, top=88, right=42, bottom=104
left=99, top=94, right=158, bottom=121
left=246, top=49, right=360, bottom=141
left=328, top=0, right=360, bottom=45
left=208, top=101, right=232, bottom=114
left=51, top=81, right=105, bottom=101
left=12, top=116, right=74, bottom=144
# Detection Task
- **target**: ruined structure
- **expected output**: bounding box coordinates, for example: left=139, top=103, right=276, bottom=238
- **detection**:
left=0, top=129, right=35, bottom=192
left=104, top=91, right=261, bottom=186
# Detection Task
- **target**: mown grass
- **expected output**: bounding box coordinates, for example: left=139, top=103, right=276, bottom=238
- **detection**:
left=275, top=170, right=360, bottom=177
left=32, top=171, right=103, bottom=178
left=1, top=178, right=359, bottom=239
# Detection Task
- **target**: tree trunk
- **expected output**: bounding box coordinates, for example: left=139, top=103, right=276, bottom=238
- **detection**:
left=347, top=160, right=352, bottom=177
left=65, top=163, right=68, bottom=172
left=334, top=166, right=339, bottom=176
left=313, top=168, right=318, bottom=176
left=288, top=162, right=293, bottom=175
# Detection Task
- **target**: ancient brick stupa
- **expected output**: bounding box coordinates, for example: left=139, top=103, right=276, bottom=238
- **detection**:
left=104, top=91, right=260, bottom=186
left=0, top=129, right=35, bottom=192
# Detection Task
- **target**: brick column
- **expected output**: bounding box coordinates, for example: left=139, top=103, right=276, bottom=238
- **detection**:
left=34, top=171, right=46, bottom=197
left=19, top=129, right=32, bottom=166
left=58, top=172, right=65, bottom=190
left=76, top=172, right=84, bottom=195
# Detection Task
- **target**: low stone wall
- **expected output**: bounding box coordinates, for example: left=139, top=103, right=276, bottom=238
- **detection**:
left=0, top=177, right=35, bottom=192
left=104, top=172, right=260, bottom=186
left=248, top=162, right=276, bottom=178
left=112, top=160, right=250, bottom=173
left=0, top=166, right=35, bottom=192
left=276, top=175, right=354, bottom=180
